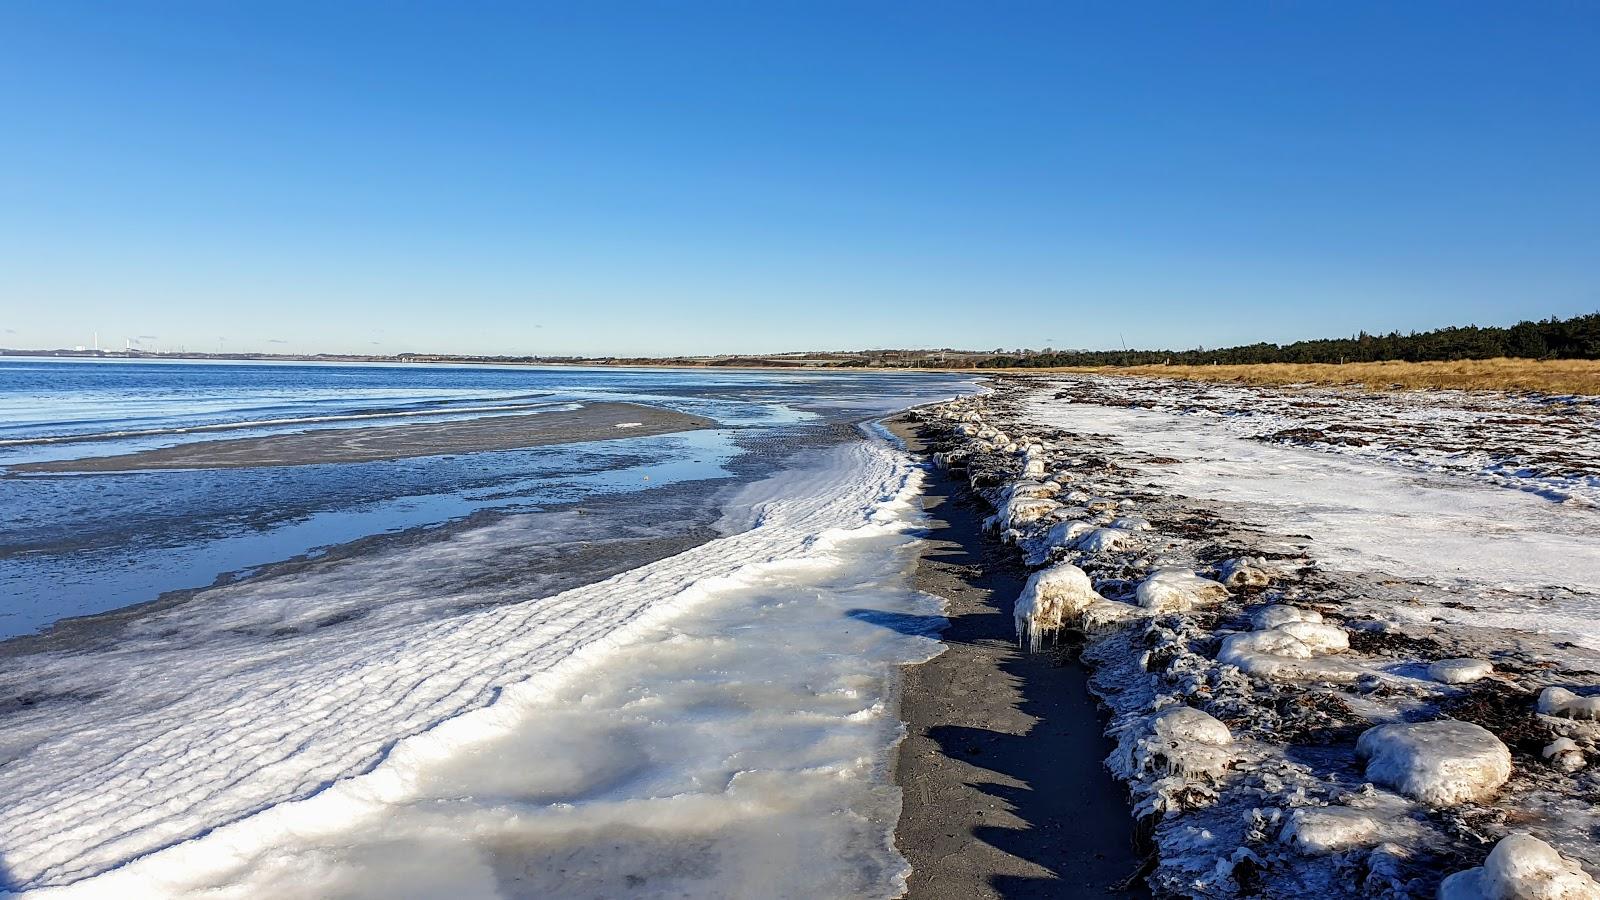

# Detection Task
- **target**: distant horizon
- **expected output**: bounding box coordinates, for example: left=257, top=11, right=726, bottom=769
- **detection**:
left=4, top=3, right=1596, bottom=356
left=5, top=307, right=1593, bottom=362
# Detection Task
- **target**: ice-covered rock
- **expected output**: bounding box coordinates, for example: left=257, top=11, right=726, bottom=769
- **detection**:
left=1136, top=568, right=1230, bottom=612
left=1539, top=687, right=1600, bottom=721
left=1281, top=806, right=1381, bottom=854
left=1219, top=629, right=1363, bottom=683
left=1438, top=833, right=1600, bottom=900
left=1070, top=527, right=1133, bottom=555
left=1356, top=720, right=1512, bottom=806
left=1543, top=737, right=1587, bottom=772
left=1430, top=659, right=1495, bottom=685
left=1043, top=519, right=1095, bottom=548
left=1109, top=516, right=1151, bottom=532
left=1218, top=557, right=1272, bottom=589
left=1114, top=705, right=1235, bottom=781
left=1002, top=480, right=1059, bottom=501
left=998, top=496, right=1058, bottom=530
left=1276, top=620, right=1350, bottom=654
left=1014, top=563, right=1102, bottom=651
left=1251, top=604, right=1323, bottom=630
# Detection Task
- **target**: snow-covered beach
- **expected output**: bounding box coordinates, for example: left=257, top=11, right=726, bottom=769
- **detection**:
left=905, top=374, right=1600, bottom=897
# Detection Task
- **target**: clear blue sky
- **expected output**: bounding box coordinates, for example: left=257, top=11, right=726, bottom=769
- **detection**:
left=2, top=2, right=1595, bottom=357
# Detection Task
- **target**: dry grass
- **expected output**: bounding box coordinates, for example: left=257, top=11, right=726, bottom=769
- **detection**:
left=1021, top=358, right=1600, bottom=395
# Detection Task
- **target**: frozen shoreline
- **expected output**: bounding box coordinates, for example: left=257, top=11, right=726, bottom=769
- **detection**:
left=1, top=423, right=944, bottom=898
left=906, top=375, right=1600, bottom=897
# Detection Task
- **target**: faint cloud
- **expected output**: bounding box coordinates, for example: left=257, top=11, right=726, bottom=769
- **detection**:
left=138, top=334, right=158, bottom=340
left=267, top=339, right=289, bottom=344
left=3, top=328, right=16, bottom=334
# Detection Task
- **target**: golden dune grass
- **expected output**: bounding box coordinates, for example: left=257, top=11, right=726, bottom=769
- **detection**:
left=1028, top=358, right=1600, bottom=395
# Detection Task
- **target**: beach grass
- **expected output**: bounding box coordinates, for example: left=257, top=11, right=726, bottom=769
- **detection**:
left=1012, top=358, right=1600, bottom=395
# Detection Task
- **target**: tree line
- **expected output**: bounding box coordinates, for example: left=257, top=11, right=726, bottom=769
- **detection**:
left=978, top=312, right=1600, bottom=368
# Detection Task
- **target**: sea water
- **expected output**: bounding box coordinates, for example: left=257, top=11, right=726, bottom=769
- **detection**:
left=0, top=358, right=974, bottom=897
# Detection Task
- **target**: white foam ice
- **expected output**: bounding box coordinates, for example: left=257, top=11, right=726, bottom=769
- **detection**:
left=0, top=435, right=940, bottom=898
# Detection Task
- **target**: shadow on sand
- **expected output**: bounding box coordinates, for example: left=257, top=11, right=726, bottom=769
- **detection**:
left=894, top=462, right=1148, bottom=898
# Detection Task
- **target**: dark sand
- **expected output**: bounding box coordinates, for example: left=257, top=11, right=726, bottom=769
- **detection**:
left=12, top=402, right=715, bottom=473
left=890, top=417, right=1145, bottom=898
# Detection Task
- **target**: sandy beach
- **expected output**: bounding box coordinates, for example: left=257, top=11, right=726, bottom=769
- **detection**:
left=888, top=416, right=1144, bottom=897
left=11, top=401, right=714, bottom=473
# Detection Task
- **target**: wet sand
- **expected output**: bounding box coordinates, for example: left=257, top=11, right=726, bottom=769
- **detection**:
left=889, top=417, right=1145, bottom=898
left=12, top=402, right=715, bottom=473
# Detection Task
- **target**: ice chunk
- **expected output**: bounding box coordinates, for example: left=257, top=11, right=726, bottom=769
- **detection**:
left=1251, top=604, right=1323, bottom=630
left=1539, top=687, right=1600, bottom=721
left=1281, top=806, right=1381, bottom=854
left=1356, top=720, right=1511, bottom=806
left=1114, top=706, right=1234, bottom=780
left=1438, top=833, right=1600, bottom=900
left=1135, top=567, right=1230, bottom=612
left=1109, top=516, right=1152, bottom=532
left=1429, top=659, right=1495, bottom=685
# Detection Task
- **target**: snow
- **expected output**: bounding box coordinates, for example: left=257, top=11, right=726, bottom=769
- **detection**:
left=1539, top=687, right=1600, bottom=721
left=1356, top=721, right=1513, bottom=806
left=0, top=436, right=938, bottom=897
left=1135, top=567, right=1230, bottom=612
left=1439, top=833, right=1600, bottom=900
left=1430, top=658, right=1496, bottom=685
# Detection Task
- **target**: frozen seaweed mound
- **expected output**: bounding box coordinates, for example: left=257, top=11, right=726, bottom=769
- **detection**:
left=1111, top=706, right=1234, bottom=817
left=1356, top=720, right=1512, bottom=806
left=1438, top=833, right=1600, bottom=900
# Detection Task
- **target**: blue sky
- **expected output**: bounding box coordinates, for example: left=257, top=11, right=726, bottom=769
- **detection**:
left=1, top=2, right=1595, bottom=356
